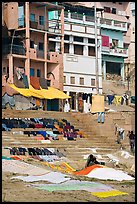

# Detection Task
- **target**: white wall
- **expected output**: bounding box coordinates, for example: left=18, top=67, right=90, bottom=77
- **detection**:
left=64, top=54, right=96, bottom=74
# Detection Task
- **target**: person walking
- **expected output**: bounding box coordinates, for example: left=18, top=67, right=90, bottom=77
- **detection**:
left=129, top=131, right=135, bottom=154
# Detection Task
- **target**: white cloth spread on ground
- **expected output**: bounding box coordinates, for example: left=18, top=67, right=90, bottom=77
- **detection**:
left=11, top=172, right=71, bottom=183
left=87, top=167, right=134, bottom=181
left=2, top=159, right=50, bottom=176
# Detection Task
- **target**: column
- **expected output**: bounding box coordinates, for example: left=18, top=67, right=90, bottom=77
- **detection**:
left=103, top=61, right=106, bottom=80
left=44, top=32, right=47, bottom=78
left=69, top=36, right=74, bottom=54
left=25, top=2, right=30, bottom=84
left=83, top=37, right=88, bottom=56
left=9, top=55, right=13, bottom=83
left=60, top=8, right=64, bottom=54
left=75, top=93, right=78, bottom=111
left=121, top=63, right=124, bottom=81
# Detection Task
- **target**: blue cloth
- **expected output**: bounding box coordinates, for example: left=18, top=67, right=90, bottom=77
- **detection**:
left=37, top=131, right=47, bottom=137
left=107, top=95, right=114, bottom=105
left=2, top=123, right=11, bottom=131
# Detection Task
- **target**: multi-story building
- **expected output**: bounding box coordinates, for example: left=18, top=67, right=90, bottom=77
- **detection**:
left=57, top=2, right=102, bottom=111
left=124, top=2, right=135, bottom=89
left=2, top=2, right=65, bottom=111
left=94, top=2, right=130, bottom=83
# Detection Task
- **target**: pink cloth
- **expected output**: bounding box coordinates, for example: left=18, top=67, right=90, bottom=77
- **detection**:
left=102, top=36, right=109, bottom=47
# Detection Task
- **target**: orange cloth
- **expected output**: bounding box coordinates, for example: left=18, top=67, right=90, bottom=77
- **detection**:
left=30, top=76, right=40, bottom=90
left=36, top=98, right=41, bottom=107
left=74, top=164, right=103, bottom=176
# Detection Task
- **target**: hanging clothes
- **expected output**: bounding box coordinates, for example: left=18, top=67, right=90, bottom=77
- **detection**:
left=91, top=95, right=105, bottom=113
left=114, top=96, right=122, bottom=106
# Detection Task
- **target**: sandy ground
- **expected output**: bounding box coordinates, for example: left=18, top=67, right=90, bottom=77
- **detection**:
left=2, top=152, right=135, bottom=202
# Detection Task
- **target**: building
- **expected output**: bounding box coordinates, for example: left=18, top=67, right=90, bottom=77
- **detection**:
left=57, top=2, right=102, bottom=112
left=2, top=2, right=65, bottom=111
left=124, top=2, right=135, bottom=89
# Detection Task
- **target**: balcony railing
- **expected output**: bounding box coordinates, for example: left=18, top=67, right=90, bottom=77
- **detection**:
left=3, top=44, right=26, bottom=55
left=100, top=18, right=127, bottom=29
left=110, top=47, right=128, bottom=55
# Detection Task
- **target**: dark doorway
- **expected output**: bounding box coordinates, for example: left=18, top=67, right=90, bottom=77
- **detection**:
left=106, top=61, right=121, bottom=75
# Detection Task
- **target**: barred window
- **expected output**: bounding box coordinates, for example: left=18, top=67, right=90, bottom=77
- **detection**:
left=70, top=76, right=75, bottom=84
left=91, top=78, right=95, bottom=86
left=80, top=77, right=84, bottom=85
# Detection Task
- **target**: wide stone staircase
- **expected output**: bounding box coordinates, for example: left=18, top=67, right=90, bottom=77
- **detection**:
left=2, top=109, right=134, bottom=169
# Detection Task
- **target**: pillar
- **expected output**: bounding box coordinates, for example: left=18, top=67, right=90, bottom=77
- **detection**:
left=76, top=93, right=78, bottom=111
left=103, top=61, right=106, bottom=80
left=60, top=8, right=64, bottom=54
left=121, top=63, right=125, bottom=81
left=9, top=55, right=13, bottom=83
left=44, top=32, right=47, bottom=78
left=83, top=37, right=88, bottom=56
left=69, top=36, right=74, bottom=54
left=25, top=2, right=30, bottom=84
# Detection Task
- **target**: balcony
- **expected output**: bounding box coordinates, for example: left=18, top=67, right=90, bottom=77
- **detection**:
left=29, top=48, right=44, bottom=59
left=3, top=44, right=26, bottom=55
left=47, top=51, right=61, bottom=63
left=102, top=46, right=128, bottom=57
left=100, top=18, right=127, bottom=32
left=30, top=21, right=38, bottom=29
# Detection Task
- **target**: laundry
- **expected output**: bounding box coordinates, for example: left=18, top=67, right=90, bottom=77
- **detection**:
left=30, top=76, right=40, bottom=90
left=114, top=96, right=122, bottom=106
left=2, top=159, right=50, bottom=175
left=29, top=179, right=127, bottom=198
left=107, top=95, right=114, bottom=105
left=91, top=190, right=128, bottom=198
left=12, top=171, right=71, bottom=183
left=2, top=93, right=15, bottom=109
left=39, top=78, right=48, bottom=89
left=86, top=167, right=135, bottom=181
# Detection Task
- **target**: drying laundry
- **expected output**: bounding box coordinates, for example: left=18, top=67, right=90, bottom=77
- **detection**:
left=12, top=171, right=71, bottom=183
left=2, top=159, right=50, bottom=176
left=29, top=180, right=128, bottom=198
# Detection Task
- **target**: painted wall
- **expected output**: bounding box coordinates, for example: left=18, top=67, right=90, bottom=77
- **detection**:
left=30, top=61, right=44, bottom=77
left=102, top=55, right=124, bottom=63
left=101, top=29, right=123, bottom=48
left=63, top=54, right=102, bottom=93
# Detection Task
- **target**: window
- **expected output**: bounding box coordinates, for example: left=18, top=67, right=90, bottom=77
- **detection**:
left=70, top=76, right=75, bottom=84
left=80, top=77, right=84, bottom=85
left=63, top=76, right=66, bottom=83
left=39, top=42, right=44, bottom=51
left=39, top=16, right=44, bottom=25
left=3, top=67, right=6, bottom=75
left=91, top=79, right=95, bottom=86
left=30, top=68, right=35, bottom=76
left=132, top=10, right=135, bottom=16
left=74, top=45, right=83, bottom=55
left=74, top=36, right=83, bottom=42
left=37, top=69, right=41, bottom=77
left=112, top=39, right=119, bottom=48
left=30, top=40, right=34, bottom=48
left=30, top=13, right=35, bottom=22
left=64, top=43, right=69, bottom=53
left=112, top=8, right=116, bottom=14
left=88, top=38, right=95, bottom=44
left=88, top=46, right=95, bottom=56
left=104, top=7, right=111, bottom=13
left=48, top=41, right=55, bottom=52
left=64, top=35, right=69, bottom=40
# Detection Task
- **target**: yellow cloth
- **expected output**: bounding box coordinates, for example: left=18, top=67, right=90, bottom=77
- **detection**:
left=114, top=96, right=122, bottom=106
left=91, top=190, right=128, bottom=198
left=9, top=83, right=71, bottom=100
left=91, top=95, right=105, bottom=113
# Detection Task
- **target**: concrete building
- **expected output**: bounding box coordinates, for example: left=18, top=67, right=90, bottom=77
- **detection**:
left=2, top=2, right=65, bottom=111
left=56, top=2, right=102, bottom=112
left=124, top=2, right=135, bottom=89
